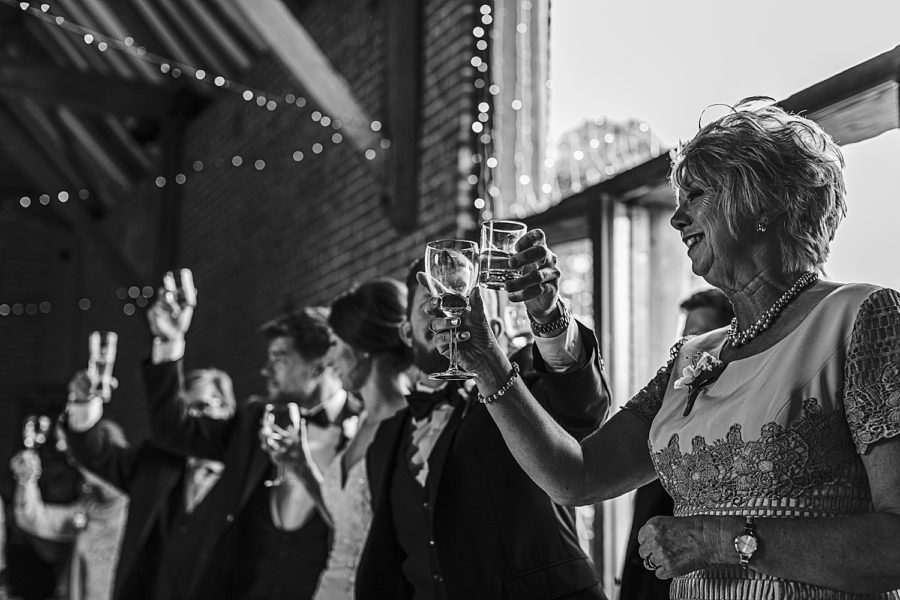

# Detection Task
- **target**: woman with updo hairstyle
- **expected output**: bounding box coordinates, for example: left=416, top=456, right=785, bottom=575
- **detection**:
left=311, top=278, right=411, bottom=600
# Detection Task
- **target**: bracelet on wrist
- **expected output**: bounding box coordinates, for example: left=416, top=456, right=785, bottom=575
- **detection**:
left=477, top=362, right=520, bottom=405
left=529, top=300, right=571, bottom=337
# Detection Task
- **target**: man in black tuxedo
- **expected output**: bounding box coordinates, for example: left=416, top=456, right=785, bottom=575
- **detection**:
left=140, top=289, right=355, bottom=600
left=64, top=367, right=236, bottom=600
left=356, top=230, right=610, bottom=600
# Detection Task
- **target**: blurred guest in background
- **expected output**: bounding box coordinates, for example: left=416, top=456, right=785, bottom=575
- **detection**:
left=355, top=252, right=610, bottom=600
left=618, top=288, right=732, bottom=600
left=143, top=282, right=355, bottom=600
left=305, top=278, right=411, bottom=600
left=65, top=366, right=236, bottom=600
left=10, top=423, right=127, bottom=600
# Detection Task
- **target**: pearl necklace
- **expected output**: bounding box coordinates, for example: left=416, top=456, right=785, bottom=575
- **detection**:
left=726, top=271, right=818, bottom=348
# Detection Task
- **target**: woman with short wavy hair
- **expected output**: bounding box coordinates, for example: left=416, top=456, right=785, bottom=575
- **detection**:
left=431, top=98, right=900, bottom=598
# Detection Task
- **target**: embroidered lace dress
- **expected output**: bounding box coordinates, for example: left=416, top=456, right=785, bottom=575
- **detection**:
left=312, top=450, right=372, bottom=600
left=623, top=284, right=900, bottom=600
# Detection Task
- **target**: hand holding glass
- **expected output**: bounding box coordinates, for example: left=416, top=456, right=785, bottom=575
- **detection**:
left=260, top=402, right=301, bottom=487
left=87, top=331, right=117, bottom=402
left=479, top=220, right=527, bottom=290
left=22, top=415, right=52, bottom=449
left=424, top=239, right=480, bottom=380
left=162, top=268, right=197, bottom=314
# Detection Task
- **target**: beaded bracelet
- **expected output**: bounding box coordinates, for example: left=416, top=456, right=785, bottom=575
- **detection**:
left=477, top=362, right=521, bottom=405
left=529, top=300, right=570, bottom=337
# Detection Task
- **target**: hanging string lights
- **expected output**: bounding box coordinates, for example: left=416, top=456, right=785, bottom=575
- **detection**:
left=2, top=0, right=389, bottom=210
left=468, top=2, right=496, bottom=224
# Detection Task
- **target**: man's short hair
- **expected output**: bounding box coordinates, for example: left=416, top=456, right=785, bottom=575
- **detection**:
left=185, top=368, right=236, bottom=414
left=679, top=288, right=734, bottom=329
left=259, top=307, right=332, bottom=361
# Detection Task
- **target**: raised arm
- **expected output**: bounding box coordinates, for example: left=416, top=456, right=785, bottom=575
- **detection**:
left=143, top=279, right=234, bottom=460
left=64, top=371, right=138, bottom=492
left=430, top=282, right=659, bottom=505
left=10, top=451, right=81, bottom=542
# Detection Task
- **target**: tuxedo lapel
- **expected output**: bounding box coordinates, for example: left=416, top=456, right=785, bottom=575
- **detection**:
left=426, top=401, right=466, bottom=509
left=366, top=411, right=407, bottom=508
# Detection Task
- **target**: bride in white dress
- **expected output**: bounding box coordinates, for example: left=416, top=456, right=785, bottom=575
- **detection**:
left=313, top=278, right=411, bottom=600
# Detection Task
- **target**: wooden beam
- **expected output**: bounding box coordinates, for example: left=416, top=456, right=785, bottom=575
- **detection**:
left=53, top=0, right=136, bottom=80
left=56, top=106, right=135, bottom=190
left=129, top=0, right=201, bottom=70
left=0, top=103, right=143, bottom=284
left=155, top=0, right=230, bottom=75
left=183, top=0, right=252, bottom=71
left=233, top=0, right=385, bottom=166
left=23, top=18, right=162, bottom=175
left=207, top=0, right=268, bottom=55
left=77, top=0, right=163, bottom=83
left=0, top=62, right=179, bottom=117
left=4, top=100, right=92, bottom=192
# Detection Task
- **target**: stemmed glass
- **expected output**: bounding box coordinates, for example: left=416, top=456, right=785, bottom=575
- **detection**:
left=162, top=268, right=197, bottom=314
left=23, top=415, right=52, bottom=449
left=260, top=402, right=301, bottom=487
left=424, top=239, right=480, bottom=380
left=87, top=331, right=117, bottom=402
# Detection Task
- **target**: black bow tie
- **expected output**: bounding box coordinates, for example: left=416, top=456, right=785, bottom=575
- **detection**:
left=300, top=406, right=332, bottom=429
left=406, top=384, right=463, bottom=420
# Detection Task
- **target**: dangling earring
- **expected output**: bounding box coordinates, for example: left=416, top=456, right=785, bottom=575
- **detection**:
left=756, top=220, right=768, bottom=233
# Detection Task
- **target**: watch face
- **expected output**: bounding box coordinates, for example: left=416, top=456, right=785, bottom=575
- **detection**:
left=734, top=534, right=758, bottom=554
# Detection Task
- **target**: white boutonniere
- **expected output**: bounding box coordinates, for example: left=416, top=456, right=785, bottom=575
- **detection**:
left=342, top=414, right=361, bottom=440
left=673, top=351, right=726, bottom=416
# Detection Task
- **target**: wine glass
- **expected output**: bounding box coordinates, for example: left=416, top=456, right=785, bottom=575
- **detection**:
left=260, top=402, right=301, bottom=487
left=22, top=415, right=52, bottom=450
left=87, top=331, right=117, bottom=402
left=424, top=239, right=480, bottom=380
left=479, top=220, right=527, bottom=290
left=162, top=268, right=197, bottom=315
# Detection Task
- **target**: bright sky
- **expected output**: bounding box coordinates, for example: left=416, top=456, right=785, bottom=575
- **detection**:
left=550, top=0, right=900, bottom=290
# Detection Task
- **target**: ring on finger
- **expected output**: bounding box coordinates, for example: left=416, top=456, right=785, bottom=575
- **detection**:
left=643, top=556, right=658, bottom=571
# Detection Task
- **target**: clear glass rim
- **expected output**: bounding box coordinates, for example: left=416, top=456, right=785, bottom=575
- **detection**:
left=480, top=219, right=527, bottom=232
left=426, top=239, right=479, bottom=249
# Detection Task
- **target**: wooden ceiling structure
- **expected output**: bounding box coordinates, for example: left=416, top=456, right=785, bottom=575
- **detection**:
left=0, top=0, right=271, bottom=281
left=1, top=0, right=422, bottom=284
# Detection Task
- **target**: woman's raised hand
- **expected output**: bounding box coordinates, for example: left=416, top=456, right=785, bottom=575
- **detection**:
left=506, top=228, right=561, bottom=321
left=417, top=272, right=505, bottom=375
left=147, top=284, right=195, bottom=341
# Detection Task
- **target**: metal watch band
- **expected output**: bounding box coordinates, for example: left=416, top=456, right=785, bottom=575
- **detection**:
left=529, top=300, right=570, bottom=337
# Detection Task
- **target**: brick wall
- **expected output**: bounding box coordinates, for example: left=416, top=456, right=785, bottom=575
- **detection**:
left=0, top=0, right=481, bottom=444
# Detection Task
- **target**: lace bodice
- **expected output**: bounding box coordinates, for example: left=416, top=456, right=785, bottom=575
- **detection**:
left=622, top=284, right=900, bottom=600
left=312, top=451, right=372, bottom=600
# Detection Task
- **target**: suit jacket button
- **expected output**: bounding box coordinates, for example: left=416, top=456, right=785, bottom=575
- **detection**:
left=178, top=525, right=188, bottom=535
left=225, top=513, right=235, bottom=522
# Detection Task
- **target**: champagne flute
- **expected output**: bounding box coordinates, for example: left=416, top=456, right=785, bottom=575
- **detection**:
left=260, top=402, right=301, bottom=487
left=22, top=415, right=52, bottom=449
left=162, top=268, right=197, bottom=315
left=87, top=331, right=117, bottom=402
left=479, top=220, right=527, bottom=290
left=424, top=239, right=480, bottom=380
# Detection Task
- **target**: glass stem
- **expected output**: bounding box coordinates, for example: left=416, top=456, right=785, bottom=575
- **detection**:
left=448, top=326, right=459, bottom=371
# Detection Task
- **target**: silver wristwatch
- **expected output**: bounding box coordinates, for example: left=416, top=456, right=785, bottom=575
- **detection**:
left=733, top=516, right=759, bottom=572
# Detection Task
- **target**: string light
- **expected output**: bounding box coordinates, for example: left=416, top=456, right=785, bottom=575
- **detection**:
left=6, top=0, right=387, bottom=158
left=4, top=0, right=389, bottom=212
